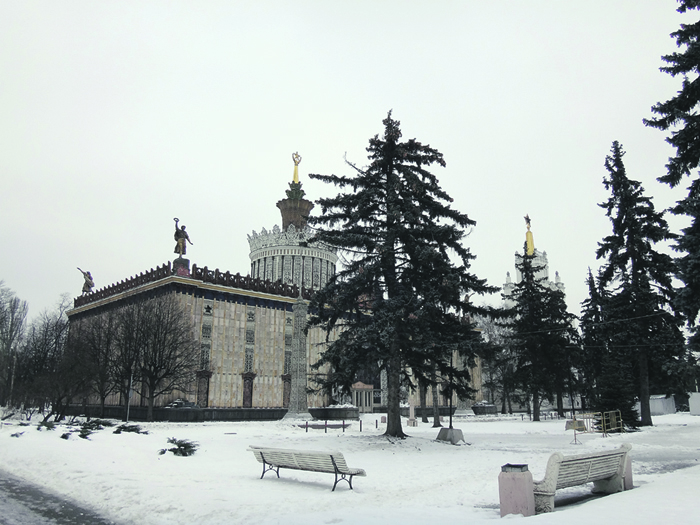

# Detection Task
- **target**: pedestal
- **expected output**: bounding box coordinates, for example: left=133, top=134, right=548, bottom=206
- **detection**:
left=407, top=403, right=418, bottom=426
left=173, top=257, right=190, bottom=276
left=689, top=392, right=700, bottom=416
left=499, top=464, right=535, bottom=517
left=436, top=427, right=464, bottom=445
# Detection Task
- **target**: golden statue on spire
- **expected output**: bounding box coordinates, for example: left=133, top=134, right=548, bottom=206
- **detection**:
left=292, top=152, right=302, bottom=183
left=524, top=214, right=535, bottom=255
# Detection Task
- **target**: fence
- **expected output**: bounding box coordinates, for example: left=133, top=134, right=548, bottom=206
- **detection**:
left=568, top=410, right=624, bottom=437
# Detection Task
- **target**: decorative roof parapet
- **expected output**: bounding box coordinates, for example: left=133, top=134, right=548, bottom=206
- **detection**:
left=73, top=261, right=313, bottom=309
left=190, top=264, right=312, bottom=299
left=73, top=262, right=173, bottom=308
left=247, top=223, right=335, bottom=254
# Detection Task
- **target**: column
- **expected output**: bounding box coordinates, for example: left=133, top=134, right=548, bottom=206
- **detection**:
left=288, top=297, right=308, bottom=414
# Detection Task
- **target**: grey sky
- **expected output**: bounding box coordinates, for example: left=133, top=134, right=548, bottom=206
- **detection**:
left=0, top=1, right=691, bottom=320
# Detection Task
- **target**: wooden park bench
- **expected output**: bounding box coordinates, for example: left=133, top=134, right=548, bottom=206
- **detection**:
left=247, top=446, right=366, bottom=491
left=499, top=443, right=632, bottom=517
left=533, top=443, right=633, bottom=513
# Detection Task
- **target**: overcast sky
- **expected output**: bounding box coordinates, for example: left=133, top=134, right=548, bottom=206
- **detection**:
left=1, top=1, right=694, bottom=321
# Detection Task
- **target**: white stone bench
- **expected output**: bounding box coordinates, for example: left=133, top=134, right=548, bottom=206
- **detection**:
left=248, top=446, right=367, bottom=491
left=533, top=443, right=633, bottom=513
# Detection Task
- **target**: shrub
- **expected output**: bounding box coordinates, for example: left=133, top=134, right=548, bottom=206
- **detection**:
left=159, top=437, right=198, bottom=457
left=82, top=419, right=113, bottom=431
left=76, top=418, right=115, bottom=439
left=113, top=424, right=148, bottom=435
left=37, top=421, right=56, bottom=431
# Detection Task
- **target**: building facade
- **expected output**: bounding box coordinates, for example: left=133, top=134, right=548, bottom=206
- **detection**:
left=68, top=166, right=338, bottom=413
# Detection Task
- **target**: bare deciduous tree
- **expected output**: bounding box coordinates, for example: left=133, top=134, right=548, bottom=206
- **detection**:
left=13, top=296, right=85, bottom=421
left=117, top=295, right=199, bottom=421
left=0, top=282, right=28, bottom=406
left=70, top=311, right=120, bottom=417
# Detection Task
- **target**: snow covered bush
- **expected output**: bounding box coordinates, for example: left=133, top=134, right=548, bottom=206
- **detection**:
left=159, top=437, right=198, bottom=457
left=37, top=421, right=56, bottom=431
left=113, top=423, right=148, bottom=435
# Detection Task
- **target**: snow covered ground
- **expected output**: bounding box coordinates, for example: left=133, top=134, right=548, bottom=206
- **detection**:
left=0, top=411, right=698, bottom=524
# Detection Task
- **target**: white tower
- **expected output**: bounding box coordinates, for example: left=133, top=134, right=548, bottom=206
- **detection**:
left=247, top=154, right=337, bottom=291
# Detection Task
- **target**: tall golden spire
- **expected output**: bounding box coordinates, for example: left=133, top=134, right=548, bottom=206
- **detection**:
left=292, top=152, right=301, bottom=183
left=524, top=214, right=535, bottom=255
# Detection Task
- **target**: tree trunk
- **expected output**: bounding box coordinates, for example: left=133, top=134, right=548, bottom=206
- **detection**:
left=147, top=382, right=155, bottom=422
left=121, top=386, right=129, bottom=421
left=556, top=390, right=564, bottom=418
left=384, top=355, right=406, bottom=437
left=431, top=367, right=442, bottom=428
left=507, top=391, right=513, bottom=414
left=532, top=392, right=541, bottom=422
left=638, top=348, right=653, bottom=426
left=419, top=381, right=429, bottom=423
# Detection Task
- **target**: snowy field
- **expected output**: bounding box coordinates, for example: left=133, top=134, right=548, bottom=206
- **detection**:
left=0, top=411, right=698, bottom=524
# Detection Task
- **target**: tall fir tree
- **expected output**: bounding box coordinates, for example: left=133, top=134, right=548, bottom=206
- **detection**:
left=580, top=270, right=641, bottom=426
left=502, top=249, right=578, bottom=421
left=596, top=142, right=684, bottom=426
left=307, top=113, right=496, bottom=438
left=578, top=268, right=605, bottom=409
left=644, top=0, right=700, bottom=347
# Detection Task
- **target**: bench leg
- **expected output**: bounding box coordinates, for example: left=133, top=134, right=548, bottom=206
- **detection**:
left=259, top=454, right=280, bottom=479
left=332, top=472, right=353, bottom=491
left=592, top=474, right=624, bottom=494
left=534, top=492, right=555, bottom=514
left=260, top=463, right=280, bottom=479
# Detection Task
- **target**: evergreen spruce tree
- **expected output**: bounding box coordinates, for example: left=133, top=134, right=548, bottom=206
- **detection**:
left=579, top=268, right=611, bottom=411
left=307, top=113, right=496, bottom=438
left=596, top=142, right=684, bottom=426
left=588, top=280, right=641, bottom=426
left=503, top=249, right=578, bottom=421
left=644, top=0, right=700, bottom=347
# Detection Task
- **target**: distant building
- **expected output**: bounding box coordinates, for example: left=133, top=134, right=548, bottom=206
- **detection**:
left=502, top=217, right=565, bottom=307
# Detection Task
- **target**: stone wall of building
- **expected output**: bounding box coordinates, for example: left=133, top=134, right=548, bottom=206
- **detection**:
left=68, top=274, right=332, bottom=411
left=181, top=286, right=334, bottom=409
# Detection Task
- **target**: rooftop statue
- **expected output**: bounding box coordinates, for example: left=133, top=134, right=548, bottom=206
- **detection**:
left=77, top=267, right=94, bottom=294
left=174, top=218, right=193, bottom=256
left=524, top=214, right=534, bottom=255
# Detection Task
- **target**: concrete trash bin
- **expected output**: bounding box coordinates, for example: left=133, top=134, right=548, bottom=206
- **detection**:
left=499, top=464, right=535, bottom=517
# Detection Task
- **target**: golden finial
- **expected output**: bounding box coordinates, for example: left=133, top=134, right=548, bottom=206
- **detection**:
left=292, top=152, right=302, bottom=183
left=524, top=214, right=534, bottom=255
